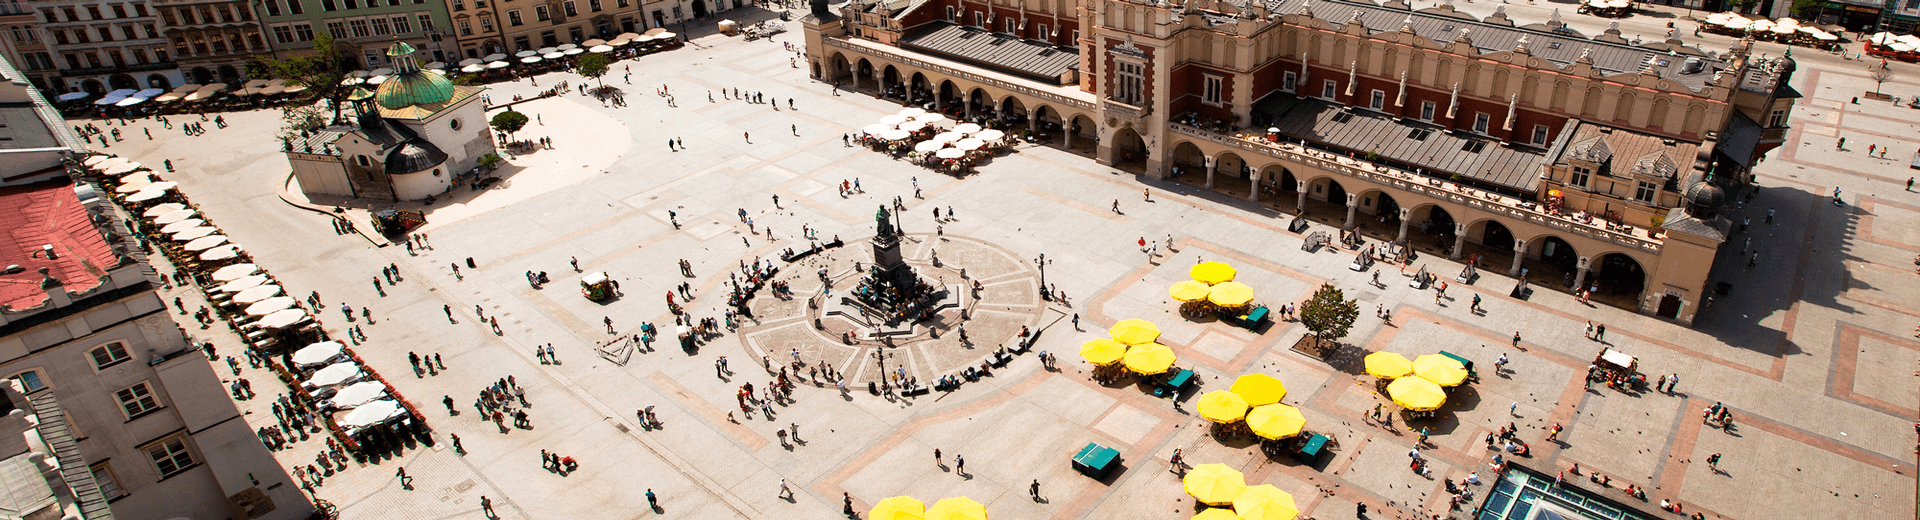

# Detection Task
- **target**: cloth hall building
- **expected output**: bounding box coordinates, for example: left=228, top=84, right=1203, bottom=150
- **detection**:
left=803, top=0, right=1797, bottom=324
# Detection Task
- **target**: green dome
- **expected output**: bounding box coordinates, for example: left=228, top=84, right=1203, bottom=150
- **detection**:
left=375, top=71, right=453, bottom=109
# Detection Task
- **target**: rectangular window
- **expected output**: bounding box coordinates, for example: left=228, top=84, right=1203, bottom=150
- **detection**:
left=363, top=48, right=381, bottom=66
left=1531, top=125, right=1549, bottom=145
left=391, top=0, right=403, bottom=6
left=348, top=19, right=369, bottom=37
left=12, top=370, right=45, bottom=392
left=618, top=0, right=629, bottom=7
left=131, top=48, right=147, bottom=64
left=272, top=25, right=293, bottom=43
left=1634, top=181, right=1656, bottom=203
left=87, top=6, right=101, bottom=19
left=370, top=17, right=389, bottom=35
left=1569, top=165, right=1591, bottom=188
left=1037, top=23, right=1049, bottom=40
left=1473, top=112, right=1490, bottom=133
left=535, top=6, right=548, bottom=21
left=52, top=31, right=68, bottom=45
left=321, top=0, right=336, bottom=12
left=115, top=382, right=160, bottom=419
left=265, top=0, right=282, bottom=16
left=112, top=4, right=127, bottom=17
left=1114, top=60, right=1144, bottom=106
left=97, top=27, right=113, bottom=41
left=1320, top=79, right=1336, bottom=99
left=564, top=1, right=576, bottom=16
left=135, top=3, right=148, bottom=16
left=288, top=0, right=303, bottom=15
left=458, top=18, right=472, bottom=35
left=1420, top=101, right=1436, bottom=121
left=944, top=5, right=954, bottom=19
left=1767, top=109, right=1787, bottom=127
left=144, top=435, right=195, bottom=478
left=145, top=24, right=158, bottom=38
left=326, top=20, right=345, bottom=38
left=1202, top=74, right=1222, bottom=105
left=1368, top=89, right=1384, bottom=110
left=392, top=15, right=409, bottom=33
left=89, top=342, right=131, bottom=369
left=89, top=462, right=123, bottom=499
left=1003, top=17, right=1014, bottom=32
left=508, top=10, right=521, bottom=25
left=453, top=0, right=464, bottom=10
left=417, top=13, right=433, bottom=32
left=479, top=16, right=492, bottom=32
left=973, top=12, right=982, bottom=27
left=294, top=23, right=314, bottom=41
left=343, top=0, right=356, bottom=9
left=590, top=0, right=601, bottom=11
left=63, top=54, right=79, bottom=69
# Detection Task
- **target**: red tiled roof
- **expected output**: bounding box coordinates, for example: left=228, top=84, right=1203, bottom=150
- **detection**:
left=0, top=181, right=115, bottom=310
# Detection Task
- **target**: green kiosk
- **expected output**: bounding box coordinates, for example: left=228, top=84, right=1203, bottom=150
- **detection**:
left=1072, top=442, right=1121, bottom=479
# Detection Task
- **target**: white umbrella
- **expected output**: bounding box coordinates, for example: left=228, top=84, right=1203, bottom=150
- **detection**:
left=489, top=61, right=510, bottom=69
left=1814, top=31, right=1838, bottom=40
left=340, top=400, right=404, bottom=428
left=115, top=181, right=152, bottom=194
left=563, top=48, right=584, bottom=55
left=590, top=45, right=614, bottom=52
left=368, top=67, right=394, bottom=76
left=57, top=92, right=91, bottom=101
left=103, top=162, right=144, bottom=175
left=257, top=308, right=307, bottom=329
left=975, top=129, right=1005, bottom=141
left=954, top=123, right=982, bottom=134
left=292, top=341, right=346, bottom=367
left=929, top=132, right=962, bottom=143
left=1892, top=42, right=1917, bottom=52
left=458, top=58, right=484, bottom=66
left=899, top=107, right=927, bottom=118
left=125, top=190, right=167, bottom=203
left=556, top=43, right=578, bottom=50
left=462, top=64, right=487, bottom=73
left=245, top=296, right=296, bottom=316
left=484, top=53, right=508, bottom=61
left=367, top=75, right=389, bottom=85
left=520, top=56, right=542, bottom=64
left=914, top=141, right=945, bottom=153
left=83, top=156, right=113, bottom=167
left=184, top=235, right=229, bottom=251
left=915, top=114, right=949, bottom=125
left=861, top=124, right=893, bottom=135
left=142, top=181, right=177, bottom=193
left=142, top=203, right=185, bottom=217
left=537, top=47, right=559, bottom=54
left=160, top=219, right=205, bottom=233
left=215, top=275, right=268, bottom=293
left=115, top=96, right=147, bottom=106
left=332, top=381, right=388, bottom=408
left=153, top=210, right=197, bottom=225
left=93, top=157, right=130, bottom=170
left=897, top=120, right=930, bottom=132
left=199, top=244, right=242, bottom=261
left=171, top=226, right=217, bottom=241
left=955, top=138, right=985, bottom=150
left=134, top=87, right=163, bottom=98
left=306, top=362, right=363, bottom=387
left=233, top=284, right=284, bottom=304
left=516, top=50, right=539, bottom=57
left=543, top=52, right=565, bottom=59
left=1897, top=34, right=1920, bottom=46
left=653, top=32, right=676, bottom=39
left=1771, top=23, right=1795, bottom=34
left=212, top=263, right=260, bottom=282
left=880, top=129, right=912, bottom=141
left=1869, top=32, right=1894, bottom=45
left=936, top=148, right=967, bottom=159
left=879, top=115, right=908, bottom=126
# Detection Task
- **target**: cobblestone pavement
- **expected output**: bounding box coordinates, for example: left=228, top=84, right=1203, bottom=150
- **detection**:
left=82, top=12, right=1920, bottom=520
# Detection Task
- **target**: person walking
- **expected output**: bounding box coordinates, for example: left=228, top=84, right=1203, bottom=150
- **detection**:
left=934, top=448, right=942, bottom=467
left=396, top=467, right=412, bottom=489
left=1029, top=479, right=1042, bottom=501
left=954, top=454, right=965, bottom=474
left=1706, top=452, right=1721, bottom=470
left=481, top=496, right=495, bottom=518
left=778, top=478, right=793, bottom=499
left=1111, top=200, right=1121, bottom=213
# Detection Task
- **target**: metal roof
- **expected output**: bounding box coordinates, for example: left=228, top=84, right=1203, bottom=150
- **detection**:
left=1552, top=120, right=1699, bottom=181
left=899, top=23, right=1079, bottom=84
left=1257, top=97, right=1544, bottom=191
left=1230, top=0, right=1720, bottom=91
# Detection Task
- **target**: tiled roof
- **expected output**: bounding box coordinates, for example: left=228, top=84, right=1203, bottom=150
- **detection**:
left=1257, top=96, right=1545, bottom=191
left=1553, top=121, right=1699, bottom=181
left=1716, top=111, right=1760, bottom=169
left=0, top=182, right=116, bottom=310
left=899, top=23, right=1079, bottom=83
left=1662, top=207, right=1725, bottom=241
left=1234, top=0, right=1721, bottom=91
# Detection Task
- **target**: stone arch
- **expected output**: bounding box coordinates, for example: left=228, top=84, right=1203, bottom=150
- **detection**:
left=108, top=74, right=138, bottom=90
left=968, top=87, right=991, bottom=113
left=80, top=79, right=106, bottom=95
left=217, top=65, right=241, bottom=83
left=1614, top=90, right=1636, bottom=121
left=1169, top=141, right=1205, bottom=178
left=882, top=64, right=901, bottom=92
left=1520, top=74, right=1539, bottom=104
left=1069, top=113, right=1097, bottom=151
left=1528, top=233, right=1579, bottom=272
left=1551, top=80, right=1570, bottom=110
left=1407, top=203, right=1457, bottom=250
left=1215, top=151, right=1247, bottom=180
left=827, top=52, right=852, bottom=85
left=1590, top=251, right=1647, bottom=304
left=1684, top=103, right=1707, bottom=135
left=1466, top=218, right=1515, bottom=250
left=1306, top=176, right=1346, bottom=204
left=1649, top=97, right=1671, bottom=131
left=939, top=79, right=961, bottom=110
left=911, top=72, right=931, bottom=96
left=1107, top=125, right=1146, bottom=171
left=1353, top=188, right=1399, bottom=216
left=145, top=74, right=172, bottom=90
left=856, top=58, right=875, bottom=90
left=1000, top=95, right=1026, bottom=126
left=1256, top=163, right=1296, bottom=199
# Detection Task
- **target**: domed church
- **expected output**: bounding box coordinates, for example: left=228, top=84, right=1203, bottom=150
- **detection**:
left=285, top=41, right=494, bottom=201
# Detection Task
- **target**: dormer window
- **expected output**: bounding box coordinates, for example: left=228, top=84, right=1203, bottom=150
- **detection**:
left=1569, top=164, right=1592, bottom=189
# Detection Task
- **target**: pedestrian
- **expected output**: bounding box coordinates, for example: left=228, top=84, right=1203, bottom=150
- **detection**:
left=778, top=478, right=793, bottom=499
left=744, top=131, right=750, bottom=143
left=481, top=496, right=495, bottom=517
left=451, top=433, right=464, bottom=454
left=1512, top=331, right=1521, bottom=347
left=1667, top=373, right=1680, bottom=393
left=397, top=466, right=412, bottom=489
left=1706, top=452, right=1721, bottom=470
left=1112, top=199, right=1120, bottom=213
left=1509, top=402, right=1518, bottom=416
left=1029, top=479, right=1041, bottom=501
left=955, top=454, right=965, bottom=473
left=934, top=448, right=942, bottom=466
left=1169, top=448, right=1184, bottom=473
left=1596, top=323, right=1606, bottom=341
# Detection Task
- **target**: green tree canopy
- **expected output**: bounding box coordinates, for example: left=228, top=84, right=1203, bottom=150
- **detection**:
left=1299, top=283, right=1360, bottom=343
left=490, top=111, right=530, bottom=139
left=577, top=53, right=611, bottom=88
left=261, top=34, right=356, bottom=125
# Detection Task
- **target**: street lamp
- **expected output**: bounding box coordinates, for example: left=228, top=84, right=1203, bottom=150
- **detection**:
left=678, top=0, right=690, bottom=42
left=1034, top=254, right=1052, bottom=299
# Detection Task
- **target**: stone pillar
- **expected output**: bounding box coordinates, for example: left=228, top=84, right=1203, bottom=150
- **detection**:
left=1508, top=240, right=1528, bottom=278
left=1204, top=156, right=1217, bottom=188
left=1247, top=173, right=1260, bottom=202
left=1063, top=124, right=1073, bottom=150
left=936, top=94, right=946, bottom=112
left=1396, top=211, right=1412, bottom=245
left=1571, top=257, right=1592, bottom=291
left=1343, top=194, right=1359, bottom=230
left=964, top=98, right=974, bottom=119
left=1450, top=223, right=1468, bottom=260
left=1028, top=109, right=1039, bottom=135
left=1296, top=180, right=1309, bottom=212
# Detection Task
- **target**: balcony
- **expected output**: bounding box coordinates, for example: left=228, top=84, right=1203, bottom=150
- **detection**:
left=1102, top=99, right=1148, bottom=119
left=1167, top=122, right=1665, bottom=254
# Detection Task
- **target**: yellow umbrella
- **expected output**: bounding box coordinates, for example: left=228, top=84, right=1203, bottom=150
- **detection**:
left=1244, top=404, right=1307, bottom=440
left=1170, top=280, right=1213, bottom=302
left=1109, top=319, right=1162, bottom=345
left=1229, top=374, right=1287, bottom=406
left=1193, top=509, right=1241, bottom=520
left=1363, top=352, right=1414, bottom=379
left=1232, top=485, right=1300, bottom=520
left=870, top=496, right=927, bottom=520
left=1123, top=342, right=1177, bottom=375
left=1080, top=338, right=1128, bottom=366
left=1182, top=463, right=1247, bottom=506
left=925, top=497, right=988, bottom=520
left=1411, top=354, right=1469, bottom=387
left=1206, top=281, right=1255, bottom=307
left=1388, top=376, right=1447, bottom=411
left=1191, top=262, right=1237, bottom=285
left=1197, top=391, right=1250, bottom=424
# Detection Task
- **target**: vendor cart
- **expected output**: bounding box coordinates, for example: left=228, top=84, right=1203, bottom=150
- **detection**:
left=1072, top=442, right=1121, bottom=479
left=371, top=208, right=425, bottom=236
left=581, top=271, right=614, bottom=301
left=1593, top=347, right=1645, bottom=391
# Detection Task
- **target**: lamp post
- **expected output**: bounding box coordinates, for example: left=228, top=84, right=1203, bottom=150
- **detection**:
left=1034, top=254, right=1052, bottom=299
left=678, top=0, right=690, bottom=42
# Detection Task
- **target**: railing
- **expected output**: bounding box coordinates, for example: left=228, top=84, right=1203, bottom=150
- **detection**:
left=1102, top=99, right=1148, bottom=118
left=824, top=38, right=1094, bottom=111
left=1168, top=122, right=1663, bottom=254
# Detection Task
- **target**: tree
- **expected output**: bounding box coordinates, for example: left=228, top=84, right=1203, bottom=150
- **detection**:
left=1299, top=283, right=1360, bottom=346
left=275, top=104, right=328, bottom=144
left=490, top=111, right=529, bottom=141
left=261, top=34, right=357, bottom=125
left=577, top=53, right=611, bottom=89
left=1870, top=62, right=1895, bottom=95
left=1789, top=0, right=1824, bottom=20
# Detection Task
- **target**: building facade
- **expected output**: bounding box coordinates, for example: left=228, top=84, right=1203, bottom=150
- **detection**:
left=447, top=0, right=723, bottom=59
left=806, top=0, right=1796, bottom=324
left=253, top=0, right=454, bottom=68
left=155, top=0, right=269, bottom=84
left=28, top=0, right=184, bottom=94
